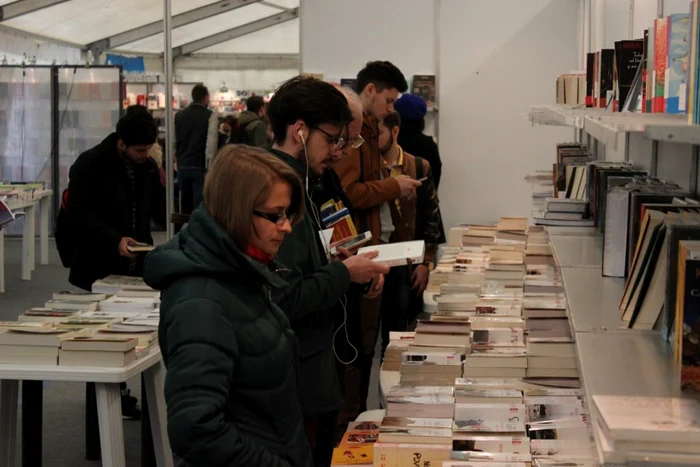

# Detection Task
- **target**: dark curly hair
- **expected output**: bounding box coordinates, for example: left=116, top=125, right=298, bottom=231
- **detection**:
left=267, top=76, right=353, bottom=145
left=355, top=61, right=408, bottom=94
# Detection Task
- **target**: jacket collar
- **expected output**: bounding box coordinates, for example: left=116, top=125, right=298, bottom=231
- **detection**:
left=362, top=113, right=378, bottom=137
left=268, top=147, right=320, bottom=184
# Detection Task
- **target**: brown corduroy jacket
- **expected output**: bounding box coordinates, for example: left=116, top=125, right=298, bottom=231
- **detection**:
left=336, top=114, right=438, bottom=264
left=336, top=113, right=401, bottom=245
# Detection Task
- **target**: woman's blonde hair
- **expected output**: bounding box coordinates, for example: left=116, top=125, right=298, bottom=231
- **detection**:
left=204, top=145, right=304, bottom=248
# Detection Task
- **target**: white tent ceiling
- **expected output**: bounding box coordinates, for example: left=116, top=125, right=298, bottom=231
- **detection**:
left=0, top=0, right=299, bottom=56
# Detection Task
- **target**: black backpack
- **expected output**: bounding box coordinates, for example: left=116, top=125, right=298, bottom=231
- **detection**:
left=55, top=188, right=78, bottom=267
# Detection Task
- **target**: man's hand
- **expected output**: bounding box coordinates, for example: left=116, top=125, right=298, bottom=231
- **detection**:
left=364, top=273, right=385, bottom=299
left=395, top=175, right=422, bottom=199
left=410, top=264, right=430, bottom=296
left=343, top=250, right=390, bottom=284
left=118, top=237, right=138, bottom=259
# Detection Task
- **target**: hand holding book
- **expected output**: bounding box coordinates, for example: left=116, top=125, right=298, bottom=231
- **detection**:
left=118, top=237, right=138, bottom=259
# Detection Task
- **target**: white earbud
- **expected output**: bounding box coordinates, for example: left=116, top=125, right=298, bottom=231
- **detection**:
left=298, top=129, right=305, bottom=144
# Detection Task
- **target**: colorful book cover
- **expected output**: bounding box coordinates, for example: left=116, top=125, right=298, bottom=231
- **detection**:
left=647, top=25, right=656, bottom=112
left=665, top=13, right=691, bottom=113
left=653, top=17, right=669, bottom=112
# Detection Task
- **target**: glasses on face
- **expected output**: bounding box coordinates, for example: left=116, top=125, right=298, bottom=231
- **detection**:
left=310, top=126, right=346, bottom=151
left=346, top=134, right=364, bottom=149
left=253, top=210, right=296, bottom=227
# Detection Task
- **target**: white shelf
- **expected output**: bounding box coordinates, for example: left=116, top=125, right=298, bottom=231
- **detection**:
left=529, top=104, right=700, bottom=147
left=546, top=226, right=600, bottom=237
left=562, top=267, right=626, bottom=332
left=643, top=123, right=700, bottom=145
left=550, top=234, right=603, bottom=268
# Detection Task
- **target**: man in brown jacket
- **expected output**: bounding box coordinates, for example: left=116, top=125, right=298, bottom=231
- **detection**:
left=377, top=112, right=441, bottom=357
left=335, top=61, right=419, bottom=418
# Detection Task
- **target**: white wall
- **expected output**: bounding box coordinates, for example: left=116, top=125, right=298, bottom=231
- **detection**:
left=0, top=26, right=82, bottom=64
left=300, top=0, right=436, bottom=81
left=438, top=0, right=578, bottom=226
left=300, top=0, right=437, bottom=136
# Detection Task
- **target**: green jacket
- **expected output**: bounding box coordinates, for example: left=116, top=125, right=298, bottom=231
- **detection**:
left=269, top=148, right=352, bottom=418
left=143, top=205, right=312, bottom=467
left=237, top=110, right=268, bottom=147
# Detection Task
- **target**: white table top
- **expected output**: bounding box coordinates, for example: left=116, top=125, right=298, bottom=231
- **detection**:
left=0, top=347, right=162, bottom=383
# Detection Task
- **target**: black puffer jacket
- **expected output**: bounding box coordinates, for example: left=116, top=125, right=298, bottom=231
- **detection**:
left=143, top=205, right=312, bottom=467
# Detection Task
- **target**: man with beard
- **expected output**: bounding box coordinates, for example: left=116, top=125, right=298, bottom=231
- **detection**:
left=267, top=76, right=389, bottom=467
left=377, top=112, right=440, bottom=357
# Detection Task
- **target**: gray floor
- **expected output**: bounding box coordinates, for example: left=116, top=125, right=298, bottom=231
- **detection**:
left=1, top=235, right=381, bottom=466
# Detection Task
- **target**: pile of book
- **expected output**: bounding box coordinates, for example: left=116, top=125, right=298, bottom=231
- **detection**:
left=1, top=276, right=161, bottom=367
left=385, top=385, right=455, bottom=419
left=0, top=181, right=48, bottom=206
left=533, top=198, right=591, bottom=227
left=555, top=73, right=586, bottom=105
left=525, top=169, right=555, bottom=213
left=592, top=395, right=700, bottom=464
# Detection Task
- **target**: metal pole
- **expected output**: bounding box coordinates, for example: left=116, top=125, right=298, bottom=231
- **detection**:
left=164, top=0, right=174, bottom=240
left=657, top=0, right=664, bottom=18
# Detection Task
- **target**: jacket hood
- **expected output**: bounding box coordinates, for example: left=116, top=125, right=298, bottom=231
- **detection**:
left=238, top=110, right=261, bottom=126
left=143, top=205, right=287, bottom=291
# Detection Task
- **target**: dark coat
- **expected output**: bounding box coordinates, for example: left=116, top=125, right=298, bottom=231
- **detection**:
left=143, top=205, right=312, bottom=467
left=397, top=124, right=443, bottom=189
left=66, top=133, right=165, bottom=291
left=269, top=148, right=353, bottom=418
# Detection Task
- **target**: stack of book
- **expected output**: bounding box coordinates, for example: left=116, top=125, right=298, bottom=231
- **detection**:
left=525, top=169, right=555, bottom=213
left=91, top=275, right=158, bottom=297
left=592, top=395, right=700, bottom=464
left=400, top=320, right=470, bottom=386
left=331, top=420, right=377, bottom=466
left=0, top=322, right=90, bottom=365
left=534, top=198, right=592, bottom=227
left=383, top=332, right=413, bottom=371
left=466, top=327, right=527, bottom=379
left=59, top=334, right=139, bottom=367
left=385, top=385, right=455, bottom=419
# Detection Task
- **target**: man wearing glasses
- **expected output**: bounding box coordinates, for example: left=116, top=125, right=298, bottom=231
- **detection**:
left=267, top=76, right=389, bottom=467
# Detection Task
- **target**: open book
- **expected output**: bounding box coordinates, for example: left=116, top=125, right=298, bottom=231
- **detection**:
left=0, top=199, right=23, bottom=228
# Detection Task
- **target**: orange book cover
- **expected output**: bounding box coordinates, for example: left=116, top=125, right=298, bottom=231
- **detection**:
left=653, top=17, right=669, bottom=112
left=340, top=430, right=378, bottom=446
left=329, top=215, right=358, bottom=243
left=331, top=444, right=373, bottom=465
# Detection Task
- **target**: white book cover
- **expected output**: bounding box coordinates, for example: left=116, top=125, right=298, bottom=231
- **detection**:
left=381, top=417, right=453, bottom=429
left=402, top=352, right=464, bottom=365
left=357, top=240, right=425, bottom=267
left=454, top=389, right=523, bottom=399
left=454, top=378, right=521, bottom=389
left=452, top=434, right=530, bottom=453
left=524, top=388, right=582, bottom=397
left=593, top=395, right=700, bottom=443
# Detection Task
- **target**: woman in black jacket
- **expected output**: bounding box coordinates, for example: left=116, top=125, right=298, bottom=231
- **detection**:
left=143, top=145, right=312, bottom=467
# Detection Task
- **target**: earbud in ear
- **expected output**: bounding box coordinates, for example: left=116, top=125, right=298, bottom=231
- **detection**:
left=298, top=130, right=306, bottom=143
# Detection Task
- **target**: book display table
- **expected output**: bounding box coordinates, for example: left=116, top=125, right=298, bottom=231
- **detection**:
left=0, top=190, right=53, bottom=293
left=0, top=347, right=172, bottom=467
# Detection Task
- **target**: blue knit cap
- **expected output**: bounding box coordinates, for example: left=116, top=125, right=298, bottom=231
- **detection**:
left=394, top=93, right=427, bottom=121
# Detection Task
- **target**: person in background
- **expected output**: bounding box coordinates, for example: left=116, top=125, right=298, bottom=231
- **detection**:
left=237, top=95, right=269, bottom=147
left=335, top=60, right=418, bottom=420
left=267, top=76, right=389, bottom=467
left=394, top=93, right=446, bottom=246
left=144, top=146, right=313, bottom=467
left=218, top=114, right=239, bottom=149
left=62, top=105, right=165, bottom=419
left=394, top=93, right=443, bottom=189
left=174, top=84, right=218, bottom=216
left=377, top=112, right=440, bottom=358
